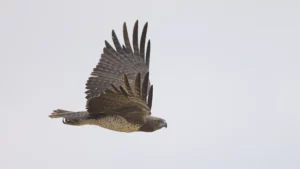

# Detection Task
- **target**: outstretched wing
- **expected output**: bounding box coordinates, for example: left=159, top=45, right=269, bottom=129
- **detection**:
left=86, top=72, right=153, bottom=116
left=85, top=20, right=151, bottom=99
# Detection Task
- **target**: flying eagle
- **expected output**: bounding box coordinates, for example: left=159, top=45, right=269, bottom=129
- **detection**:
left=49, top=21, right=167, bottom=132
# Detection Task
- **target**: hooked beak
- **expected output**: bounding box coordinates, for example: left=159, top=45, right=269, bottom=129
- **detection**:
left=163, top=121, right=167, bottom=128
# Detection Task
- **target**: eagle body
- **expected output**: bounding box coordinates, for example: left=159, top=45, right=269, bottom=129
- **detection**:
left=49, top=21, right=167, bottom=133
left=85, top=116, right=141, bottom=132
left=78, top=114, right=142, bottom=132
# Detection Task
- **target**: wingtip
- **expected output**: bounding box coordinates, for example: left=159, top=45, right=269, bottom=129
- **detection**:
left=112, top=30, right=116, bottom=37
left=145, top=71, right=150, bottom=78
left=134, top=20, right=139, bottom=30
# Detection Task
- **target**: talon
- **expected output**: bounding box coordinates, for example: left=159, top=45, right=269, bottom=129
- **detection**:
left=62, top=118, right=78, bottom=125
left=62, top=118, right=70, bottom=124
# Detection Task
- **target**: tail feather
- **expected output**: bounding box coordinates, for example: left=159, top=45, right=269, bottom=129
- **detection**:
left=49, top=109, right=76, bottom=118
left=49, top=109, right=89, bottom=119
left=49, top=109, right=90, bottom=125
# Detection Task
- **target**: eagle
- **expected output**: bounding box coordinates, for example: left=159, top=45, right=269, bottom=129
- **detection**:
left=49, top=21, right=167, bottom=132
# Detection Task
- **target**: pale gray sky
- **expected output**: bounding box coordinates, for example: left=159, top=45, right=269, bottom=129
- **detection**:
left=1, top=0, right=299, bottom=169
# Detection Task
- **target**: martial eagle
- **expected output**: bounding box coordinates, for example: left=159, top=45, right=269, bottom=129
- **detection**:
left=49, top=21, right=167, bottom=132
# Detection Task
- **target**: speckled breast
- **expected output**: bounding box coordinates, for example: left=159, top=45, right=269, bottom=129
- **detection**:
left=82, top=115, right=142, bottom=132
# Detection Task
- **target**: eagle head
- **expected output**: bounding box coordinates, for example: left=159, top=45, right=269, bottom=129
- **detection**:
left=139, top=116, right=167, bottom=132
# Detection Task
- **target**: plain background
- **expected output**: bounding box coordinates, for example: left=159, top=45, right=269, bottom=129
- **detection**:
left=1, top=0, right=299, bottom=169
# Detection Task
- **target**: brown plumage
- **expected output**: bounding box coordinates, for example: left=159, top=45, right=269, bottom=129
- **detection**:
left=49, top=20, right=167, bottom=133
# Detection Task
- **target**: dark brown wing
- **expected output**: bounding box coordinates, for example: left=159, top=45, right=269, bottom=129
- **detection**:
left=86, top=73, right=153, bottom=116
left=85, top=20, right=151, bottom=99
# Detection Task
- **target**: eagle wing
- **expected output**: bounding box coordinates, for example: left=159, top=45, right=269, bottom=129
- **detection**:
left=86, top=73, right=153, bottom=124
left=85, top=20, right=151, bottom=99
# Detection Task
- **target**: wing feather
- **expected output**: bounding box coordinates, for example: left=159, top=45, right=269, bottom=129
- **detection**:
left=85, top=21, right=151, bottom=99
left=133, top=20, right=139, bottom=57
left=140, top=22, right=148, bottom=60
left=119, top=86, right=129, bottom=97
left=112, top=30, right=123, bottom=53
left=146, top=40, right=151, bottom=68
left=123, top=74, right=134, bottom=96
left=86, top=73, right=151, bottom=115
left=123, top=22, right=133, bottom=55
left=111, top=84, right=121, bottom=94
left=135, top=73, right=141, bottom=98
left=142, top=72, right=149, bottom=101
left=147, top=85, right=153, bottom=110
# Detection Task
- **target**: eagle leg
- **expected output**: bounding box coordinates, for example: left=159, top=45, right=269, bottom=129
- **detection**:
left=62, top=118, right=80, bottom=126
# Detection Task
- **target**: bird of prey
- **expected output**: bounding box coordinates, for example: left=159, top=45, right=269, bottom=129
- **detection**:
left=49, top=20, right=167, bottom=133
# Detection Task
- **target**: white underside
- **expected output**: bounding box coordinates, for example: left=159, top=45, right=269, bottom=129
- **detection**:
left=79, top=115, right=141, bottom=132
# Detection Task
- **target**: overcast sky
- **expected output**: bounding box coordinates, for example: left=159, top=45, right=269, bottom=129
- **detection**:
left=1, top=0, right=299, bottom=169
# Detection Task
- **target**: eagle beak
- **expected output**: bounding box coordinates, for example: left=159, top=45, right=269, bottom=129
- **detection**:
left=163, top=121, right=167, bottom=128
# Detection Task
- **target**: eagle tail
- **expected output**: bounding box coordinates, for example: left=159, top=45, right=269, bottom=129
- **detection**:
left=49, top=109, right=90, bottom=125
left=49, top=109, right=76, bottom=118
